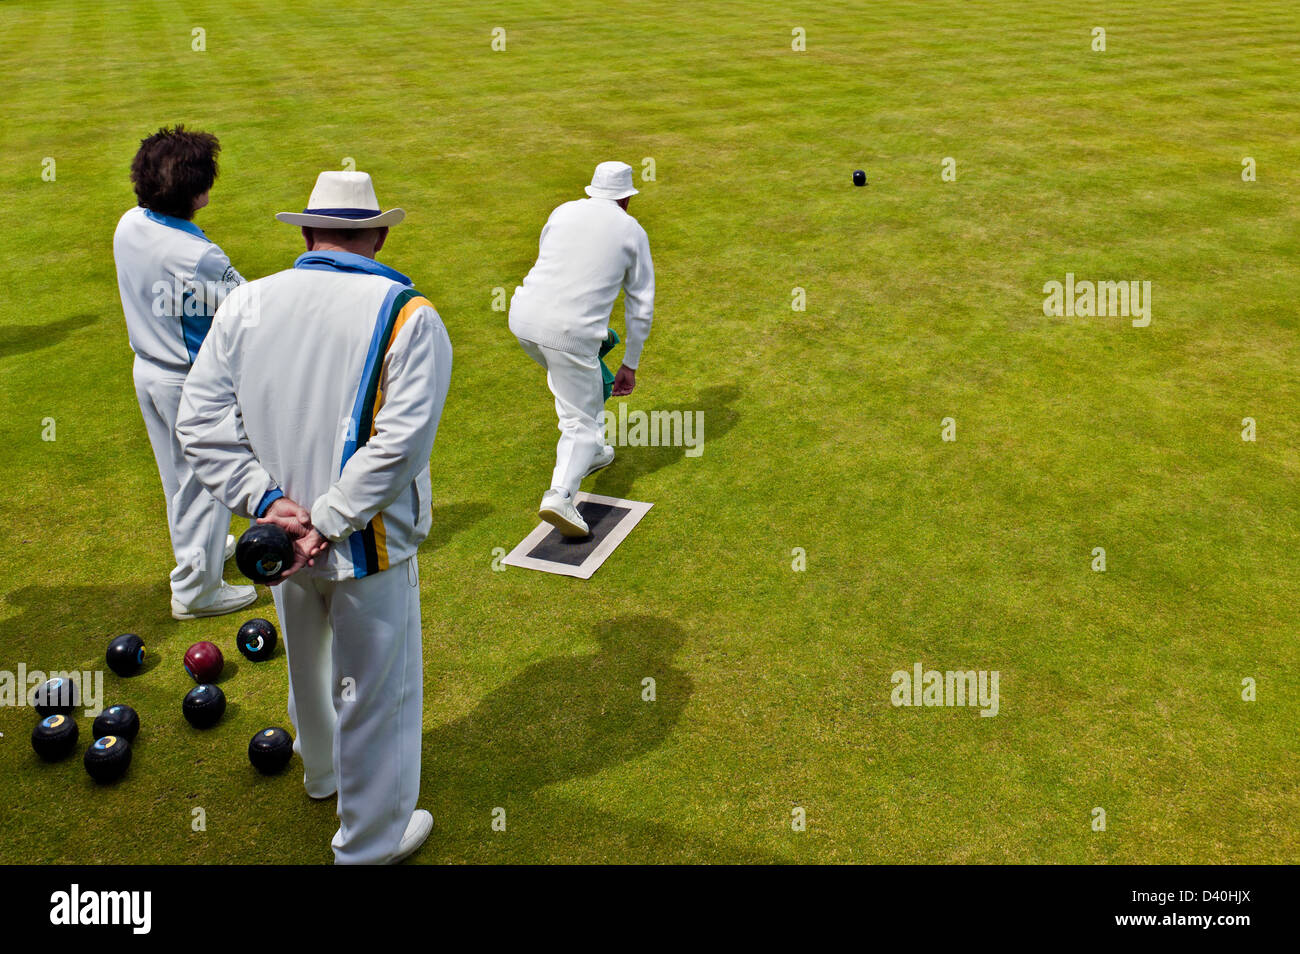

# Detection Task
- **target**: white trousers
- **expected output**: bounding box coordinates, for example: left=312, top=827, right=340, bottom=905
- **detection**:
left=132, top=357, right=231, bottom=606
left=517, top=338, right=605, bottom=497
left=272, top=557, right=423, bottom=865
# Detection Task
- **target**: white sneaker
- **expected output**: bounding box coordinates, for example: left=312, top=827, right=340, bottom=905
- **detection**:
left=392, top=809, right=433, bottom=863
left=539, top=490, right=590, bottom=537
left=584, top=445, right=615, bottom=477
left=171, top=582, right=258, bottom=620
left=305, top=770, right=337, bottom=800
left=223, top=534, right=235, bottom=561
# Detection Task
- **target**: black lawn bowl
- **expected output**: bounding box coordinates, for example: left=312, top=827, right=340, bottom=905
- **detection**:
left=248, top=727, right=294, bottom=775
left=182, top=684, right=226, bottom=729
left=31, top=714, right=79, bottom=762
left=237, top=618, right=278, bottom=662
left=32, top=677, right=79, bottom=717
left=106, top=633, right=145, bottom=677
left=236, top=524, right=294, bottom=584
left=93, top=704, right=140, bottom=742
left=84, top=735, right=132, bottom=783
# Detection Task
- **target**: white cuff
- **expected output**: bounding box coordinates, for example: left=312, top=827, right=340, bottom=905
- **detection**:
left=310, top=495, right=353, bottom=543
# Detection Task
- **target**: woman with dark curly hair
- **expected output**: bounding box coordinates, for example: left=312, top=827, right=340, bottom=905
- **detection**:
left=113, top=125, right=255, bottom=620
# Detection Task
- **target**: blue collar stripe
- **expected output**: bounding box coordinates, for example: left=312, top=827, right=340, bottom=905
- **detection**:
left=144, top=209, right=209, bottom=241
left=294, top=250, right=411, bottom=286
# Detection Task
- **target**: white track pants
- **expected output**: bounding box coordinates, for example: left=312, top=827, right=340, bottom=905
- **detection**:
left=132, top=356, right=231, bottom=606
left=272, top=557, right=423, bottom=865
left=517, top=338, right=605, bottom=497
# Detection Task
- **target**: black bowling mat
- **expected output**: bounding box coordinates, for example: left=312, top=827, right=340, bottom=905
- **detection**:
left=502, top=493, right=653, bottom=578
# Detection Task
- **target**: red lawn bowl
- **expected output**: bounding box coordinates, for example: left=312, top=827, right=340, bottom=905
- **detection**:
left=183, top=641, right=224, bottom=683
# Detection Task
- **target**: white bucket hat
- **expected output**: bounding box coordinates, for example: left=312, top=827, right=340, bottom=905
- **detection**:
left=276, top=171, right=405, bottom=228
left=584, top=161, right=639, bottom=201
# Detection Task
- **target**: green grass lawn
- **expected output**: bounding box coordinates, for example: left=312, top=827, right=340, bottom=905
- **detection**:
left=0, top=0, right=1296, bottom=864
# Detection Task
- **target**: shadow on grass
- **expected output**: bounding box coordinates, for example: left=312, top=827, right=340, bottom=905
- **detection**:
left=0, top=594, right=776, bottom=861
left=415, top=613, right=779, bottom=861
left=424, top=501, right=493, bottom=554
left=0, top=582, right=182, bottom=664
left=591, top=383, right=741, bottom=500
left=0, top=581, right=275, bottom=669
left=425, top=614, right=690, bottom=798
left=3, top=497, right=493, bottom=665
left=0, top=313, right=99, bottom=359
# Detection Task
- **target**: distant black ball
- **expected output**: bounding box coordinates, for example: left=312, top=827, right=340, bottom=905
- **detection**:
left=106, top=633, right=146, bottom=677
left=852, top=169, right=867, bottom=187
left=84, top=735, right=132, bottom=783
left=236, top=524, right=294, bottom=584
left=93, top=704, right=140, bottom=742
left=182, top=684, right=226, bottom=729
left=32, top=677, right=79, bottom=717
left=31, top=714, right=78, bottom=762
left=237, top=618, right=278, bottom=662
left=248, top=727, right=294, bottom=775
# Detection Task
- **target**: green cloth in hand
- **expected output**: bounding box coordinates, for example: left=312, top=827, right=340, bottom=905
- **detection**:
left=599, top=328, right=620, bottom=401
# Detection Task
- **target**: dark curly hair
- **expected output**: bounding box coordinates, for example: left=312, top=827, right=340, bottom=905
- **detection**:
left=130, top=125, right=221, bottom=220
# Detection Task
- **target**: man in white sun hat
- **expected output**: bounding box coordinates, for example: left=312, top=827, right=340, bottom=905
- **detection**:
left=176, top=170, right=453, bottom=864
left=508, top=160, right=655, bottom=536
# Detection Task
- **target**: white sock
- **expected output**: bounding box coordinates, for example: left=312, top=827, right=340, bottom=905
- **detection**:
left=549, top=487, right=570, bottom=499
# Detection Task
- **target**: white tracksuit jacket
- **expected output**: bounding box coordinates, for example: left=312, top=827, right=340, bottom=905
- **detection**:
left=113, top=206, right=245, bottom=370
left=507, top=197, right=654, bottom=367
left=175, top=251, right=453, bottom=580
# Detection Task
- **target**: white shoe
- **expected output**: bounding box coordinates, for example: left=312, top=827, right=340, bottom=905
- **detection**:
left=539, top=490, right=590, bottom=538
left=392, top=809, right=433, bottom=863
left=584, top=445, right=615, bottom=477
left=171, top=582, right=258, bottom=620
left=305, top=771, right=337, bottom=800
left=223, top=534, right=235, bottom=561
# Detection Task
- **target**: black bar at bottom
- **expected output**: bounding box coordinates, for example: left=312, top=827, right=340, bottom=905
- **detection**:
left=2, top=863, right=1277, bottom=939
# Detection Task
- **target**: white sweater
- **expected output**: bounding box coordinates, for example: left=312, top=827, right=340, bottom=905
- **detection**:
left=508, top=197, right=654, bottom=368
left=176, top=251, right=453, bottom=580
left=113, top=206, right=244, bottom=372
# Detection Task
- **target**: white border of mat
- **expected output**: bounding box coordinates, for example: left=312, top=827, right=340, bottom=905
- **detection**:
left=502, top=492, right=653, bottom=579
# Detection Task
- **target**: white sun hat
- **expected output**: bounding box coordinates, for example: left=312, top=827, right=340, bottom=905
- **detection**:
left=584, top=161, right=639, bottom=201
left=276, top=171, right=405, bottom=228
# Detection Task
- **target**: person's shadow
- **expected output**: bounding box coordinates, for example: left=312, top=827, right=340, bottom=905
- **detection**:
left=0, top=582, right=194, bottom=670
left=592, top=383, right=741, bottom=500
left=0, top=313, right=99, bottom=359
left=423, top=501, right=493, bottom=554
left=424, top=614, right=691, bottom=804
left=415, top=613, right=792, bottom=863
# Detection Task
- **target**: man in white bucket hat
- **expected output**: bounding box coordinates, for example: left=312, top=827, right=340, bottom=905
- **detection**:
left=508, top=160, right=655, bottom=536
left=176, top=170, right=453, bottom=864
